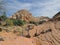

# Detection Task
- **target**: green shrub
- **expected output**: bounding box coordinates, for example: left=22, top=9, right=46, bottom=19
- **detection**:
left=5, top=19, right=13, bottom=26
left=5, top=18, right=25, bottom=26
left=13, top=19, right=25, bottom=26
left=1, top=15, right=7, bottom=20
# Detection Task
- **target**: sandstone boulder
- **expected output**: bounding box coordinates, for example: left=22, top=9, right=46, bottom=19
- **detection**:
left=10, top=9, right=33, bottom=22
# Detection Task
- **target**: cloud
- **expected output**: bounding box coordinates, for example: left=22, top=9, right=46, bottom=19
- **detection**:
left=6, top=0, right=60, bottom=18
left=30, top=0, right=60, bottom=17
left=38, top=0, right=60, bottom=17
left=6, top=0, right=32, bottom=16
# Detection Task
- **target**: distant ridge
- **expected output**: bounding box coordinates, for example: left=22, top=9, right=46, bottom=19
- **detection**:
left=53, top=12, right=60, bottom=20
left=53, top=12, right=60, bottom=18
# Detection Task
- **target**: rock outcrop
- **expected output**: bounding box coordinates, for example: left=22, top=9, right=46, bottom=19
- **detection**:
left=53, top=12, right=60, bottom=21
left=22, top=12, right=60, bottom=45
left=29, top=21, right=60, bottom=45
left=10, top=9, right=33, bottom=22
left=10, top=9, right=49, bottom=23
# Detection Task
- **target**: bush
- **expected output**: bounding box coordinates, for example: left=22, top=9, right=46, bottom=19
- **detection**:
left=0, top=12, right=7, bottom=21
left=13, top=19, right=25, bottom=26
left=0, top=15, right=7, bottom=21
left=5, top=18, right=25, bottom=26
left=5, top=19, right=13, bottom=26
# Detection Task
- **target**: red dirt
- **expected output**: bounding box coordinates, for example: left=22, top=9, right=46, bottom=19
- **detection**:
left=0, top=32, right=39, bottom=45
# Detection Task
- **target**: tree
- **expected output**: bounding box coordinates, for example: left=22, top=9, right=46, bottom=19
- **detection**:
left=0, top=12, right=7, bottom=21
left=0, top=0, right=7, bottom=16
left=0, top=0, right=7, bottom=21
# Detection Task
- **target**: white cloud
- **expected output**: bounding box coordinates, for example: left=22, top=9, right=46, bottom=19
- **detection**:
left=34, top=0, right=60, bottom=17
left=7, top=0, right=60, bottom=18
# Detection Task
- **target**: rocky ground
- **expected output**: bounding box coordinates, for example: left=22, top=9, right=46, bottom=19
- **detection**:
left=0, top=30, right=40, bottom=45
left=29, top=21, right=60, bottom=45
left=0, top=10, right=60, bottom=45
left=0, top=20, right=60, bottom=45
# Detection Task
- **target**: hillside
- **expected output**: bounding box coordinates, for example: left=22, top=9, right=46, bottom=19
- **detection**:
left=10, top=9, right=49, bottom=23
left=10, top=9, right=33, bottom=22
left=0, top=10, right=60, bottom=45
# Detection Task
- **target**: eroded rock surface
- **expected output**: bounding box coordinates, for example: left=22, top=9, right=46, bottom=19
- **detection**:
left=26, top=21, right=60, bottom=45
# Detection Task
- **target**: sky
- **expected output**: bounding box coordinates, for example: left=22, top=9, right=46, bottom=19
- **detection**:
left=3, top=0, right=60, bottom=18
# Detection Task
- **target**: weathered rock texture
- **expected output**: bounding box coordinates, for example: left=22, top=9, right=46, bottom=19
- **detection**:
left=53, top=12, right=60, bottom=19
left=20, top=12, right=60, bottom=45
left=10, top=9, right=33, bottom=22
left=22, top=12, right=60, bottom=45
left=10, top=9, right=49, bottom=23
left=28, top=21, right=60, bottom=45
left=53, top=12, right=60, bottom=21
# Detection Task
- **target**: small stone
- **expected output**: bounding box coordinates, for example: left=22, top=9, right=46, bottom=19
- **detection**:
left=0, top=36, right=4, bottom=41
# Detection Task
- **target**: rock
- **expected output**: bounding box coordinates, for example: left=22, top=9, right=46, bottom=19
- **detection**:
left=53, top=12, right=60, bottom=21
left=10, top=9, right=33, bottom=22
left=27, top=21, right=60, bottom=45
left=10, top=9, right=50, bottom=23
left=0, top=36, right=4, bottom=41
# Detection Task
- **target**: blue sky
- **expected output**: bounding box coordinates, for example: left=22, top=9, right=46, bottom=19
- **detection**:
left=4, top=0, right=60, bottom=17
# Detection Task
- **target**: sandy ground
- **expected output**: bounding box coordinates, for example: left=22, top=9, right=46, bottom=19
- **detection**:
left=0, top=37, right=37, bottom=45
left=0, top=32, right=38, bottom=45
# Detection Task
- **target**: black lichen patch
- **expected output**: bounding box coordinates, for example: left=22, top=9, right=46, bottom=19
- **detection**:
left=45, top=29, right=52, bottom=33
left=25, top=34, right=31, bottom=38
left=0, top=28, right=2, bottom=32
